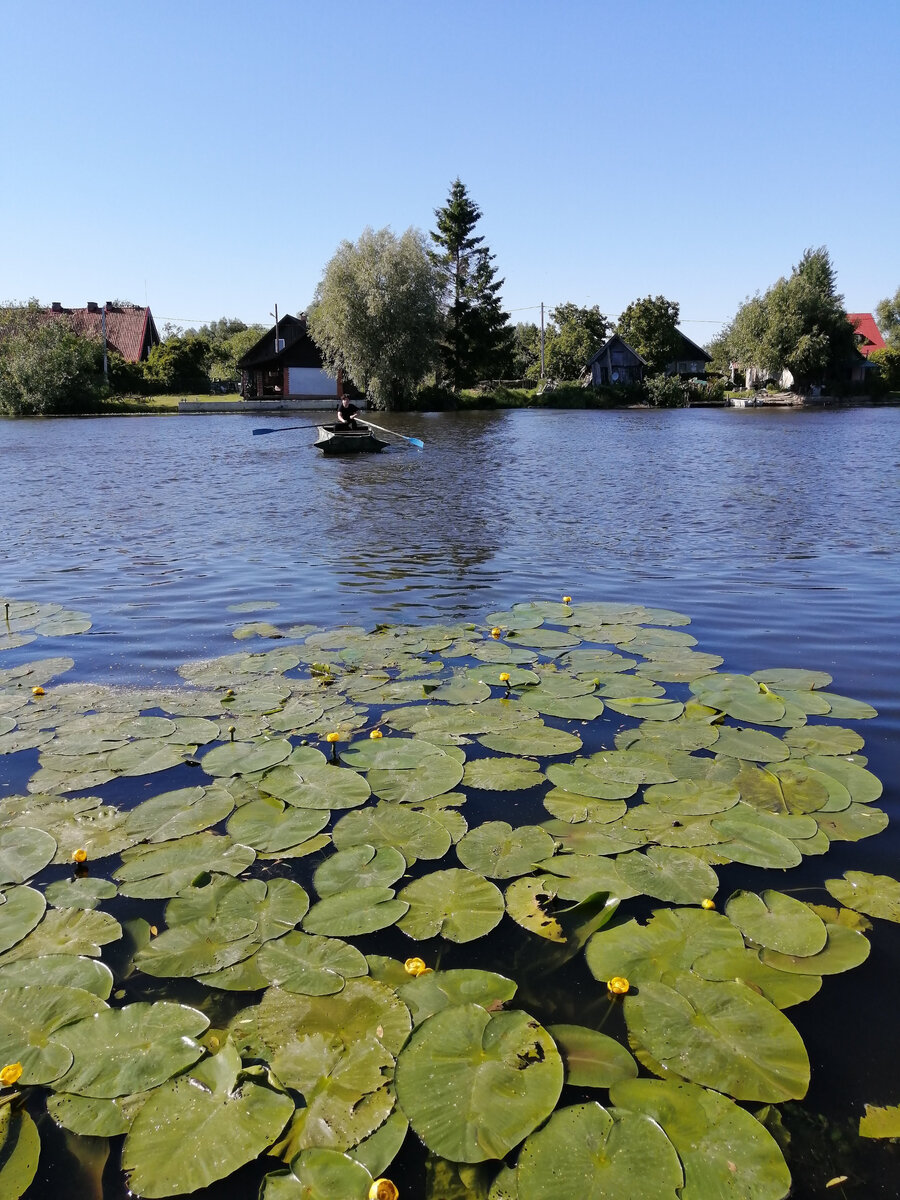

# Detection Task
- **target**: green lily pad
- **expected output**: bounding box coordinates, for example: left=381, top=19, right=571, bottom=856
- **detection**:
left=547, top=1024, right=638, bottom=1088
left=478, top=725, right=583, bottom=757
left=0, top=827, right=57, bottom=885
left=55, top=1001, right=209, bottom=1096
left=200, top=738, right=293, bottom=777
left=340, top=738, right=449, bottom=770
left=625, top=971, right=810, bottom=1101
left=785, top=725, right=866, bottom=756
left=0, top=886, right=46, bottom=953
left=398, top=968, right=518, bottom=1027
left=604, top=698, right=685, bottom=722
left=824, top=870, right=900, bottom=923
left=44, top=876, right=117, bottom=910
left=261, top=763, right=371, bottom=810
left=642, top=780, right=739, bottom=815
left=456, top=822, right=557, bottom=879
left=312, top=846, right=406, bottom=900
left=709, top=812, right=803, bottom=869
left=257, top=932, right=368, bottom=994
left=124, top=785, right=234, bottom=842
left=711, top=728, right=790, bottom=763
left=134, top=916, right=259, bottom=978
left=47, top=1091, right=144, bottom=1138
left=333, top=805, right=452, bottom=863
left=226, top=797, right=330, bottom=856
left=615, top=848, right=719, bottom=905
left=395, top=1004, right=563, bottom=1162
left=609, top=1078, right=792, bottom=1200
left=398, top=869, right=504, bottom=942
left=368, top=754, right=465, bottom=804
left=516, top=1102, right=683, bottom=1200
left=122, top=1041, right=294, bottom=1198
left=256, top=978, right=411, bottom=1059
left=586, top=908, right=743, bottom=988
left=0, top=906, right=122, bottom=963
left=725, top=890, right=827, bottom=956
left=260, top=1149, right=373, bottom=1200
left=0, top=984, right=106, bottom=1084
left=463, top=757, right=544, bottom=792
left=690, top=675, right=787, bottom=724
left=545, top=763, right=637, bottom=801
left=760, top=922, right=871, bottom=974
left=815, top=803, right=888, bottom=842
left=114, top=833, right=256, bottom=899
left=166, top=876, right=309, bottom=942
left=0, top=954, right=113, bottom=999
left=0, top=1105, right=40, bottom=1200
left=542, top=788, right=628, bottom=824
left=692, top=947, right=822, bottom=1009
left=303, top=887, right=408, bottom=937
left=518, top=691, right=606, bottom=720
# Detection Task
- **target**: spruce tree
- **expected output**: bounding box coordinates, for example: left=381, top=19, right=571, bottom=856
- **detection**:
left=430, top=180, right=512, bottom=389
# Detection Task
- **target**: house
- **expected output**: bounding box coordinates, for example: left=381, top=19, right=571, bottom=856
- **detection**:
left=237, top=313, right=343, bottom=404
left=847, top=313, right=885, bottom=359
left=666, top=330, right=712, bottom=377
left=587, top=335, right=646, bottom=386
left=46, top=301, right=159, bottom=362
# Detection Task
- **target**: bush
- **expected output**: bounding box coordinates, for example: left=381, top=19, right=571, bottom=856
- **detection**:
left=0, top=306, right=106, bottom=414
left=644, top=373, right=688, bottom=408
left=143, top=335, right=212, bottom=394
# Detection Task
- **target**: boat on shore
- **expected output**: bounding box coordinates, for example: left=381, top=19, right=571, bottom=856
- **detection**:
left=314, top=422, right=389, bottom=454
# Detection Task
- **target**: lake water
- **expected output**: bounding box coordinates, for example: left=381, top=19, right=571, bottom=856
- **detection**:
left=1, top=406, right=899, bottom=1196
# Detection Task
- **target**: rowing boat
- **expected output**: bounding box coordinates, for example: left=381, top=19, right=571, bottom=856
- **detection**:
left=314, top=422, right=389, bottom=454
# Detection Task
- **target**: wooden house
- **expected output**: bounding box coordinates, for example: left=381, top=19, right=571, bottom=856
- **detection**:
left=237, top=314, right=343, bottom=404
left=47, top=301, right=159, bottom=362
left=588, top=335, right=647, bottom=386
left=666, top=330, right=712, bottom=377
left=847, top=313, right=885, bottom=359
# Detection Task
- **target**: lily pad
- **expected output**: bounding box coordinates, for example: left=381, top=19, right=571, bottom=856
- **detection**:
left=260, top=1149, right=373, bottom=1200
left=303, top=887, right=409, bottom=937
left=134, top=916, right=259, bottom=977
left=547, top=1024, right=638, bottom=1088
left=122, top=1041, right=294, bottom=1198
left=44, top=877, right=117, bottom=910
left=261, top=763, right=371, bottom=811
left=368, top=755, right=465, bottom=804
left=0, top=827, right=57, bottom=885
left=0, top=886, right=46, bottom=953
left=0, top=1106, right=40, bottom=1200
left=586, top=908, right=743, bottom=988
left=333, top=805, right=452, bottom=862
left=692, top=947, right=822, bottom=1009
left=125, top=785, right=234, bottom=842
left=725, top=890, right=828, bottom=956
left=463, top=757, right=545, bottom=792
left=0, top=984, right=106, bottom=1084
left=226, top=797, right=330, bottom=856
left=395, top=1004, right=563, bottom=1162
left=824, top=870, right=900, bottom=923
left=0, top=954, right=114, bottom=999
left=615, top=847, right=719, bottom=905
left=398, top=870, right=504, bottom=942
left=398, top=968, right=518, bottom=1027
left=114, top=833, right=256, bottom=899
left=760, top=922, right=871, bottom=975
left=478, top=725, right=583, bottom=757
left=456, top=822, right=557, bottom=879
left=257, top=932, right=368, bottom=994
left=200, top=738, right=293, bottom=777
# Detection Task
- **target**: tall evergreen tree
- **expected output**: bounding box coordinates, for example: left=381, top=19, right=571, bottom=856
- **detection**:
left=430, top=180, right=512, bottom=389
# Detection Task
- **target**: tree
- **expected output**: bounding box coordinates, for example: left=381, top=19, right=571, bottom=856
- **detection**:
left=185, top=319, right=267, bottom=386
left=511, top=322, right=542, bottom=381
left=430, top=180, right=512, bottom=389
left=307, top=226, right=443, bottom=409
left=616, top=295, right=681, bottom=373
left=143, top=334, right=212, bottom=393
left=725, top=247, right=856, bottom=390
left=875, top=287, right=900, bottom=347
left=869, top=345, right=900, bottom=391
left=0, top=302, right=105, bottom=414
left=545, top=303, right=608, bottom=380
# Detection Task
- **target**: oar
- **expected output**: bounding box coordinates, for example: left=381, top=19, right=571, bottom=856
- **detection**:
left=363, top=420, right=424, bottom=449
left=252, top=424, right=321, bottom=436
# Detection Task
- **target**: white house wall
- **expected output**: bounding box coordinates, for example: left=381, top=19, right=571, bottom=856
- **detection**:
left=287, top=367, right=339, bottom=396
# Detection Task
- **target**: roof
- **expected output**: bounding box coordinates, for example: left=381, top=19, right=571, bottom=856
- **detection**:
left=237, top=313, right=323, bottom=370
left=587, top=334, right=648, bottom=367
left=671, top=329, right=712, bottom=363
left=847, top=313, right=885, bottom=358
left=45, top=303, right=159, bottom=362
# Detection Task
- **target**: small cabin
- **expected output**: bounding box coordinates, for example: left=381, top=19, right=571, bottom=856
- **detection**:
left=588, top=335, right=647, bottom=386
left=666, top=330, right=713, bottom=377
left=237, top=313, right=342, bottom=404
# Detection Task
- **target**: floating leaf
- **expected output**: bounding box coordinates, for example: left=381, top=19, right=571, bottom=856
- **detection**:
left=724, top=890, right=828, bottom=956
left=303, top=887, right=408, bottom=937
left=261, top=763, right=371, bottom=811
left=114, top=833, right=255, bottom=899
left=784, top=725, right=865, bottom=756
left=462, top=757, right=544, bottom=792
left=547, top=1024, right=638, bottom=1088
left=859, top=1104, right=900, bottom=1139
left=122, top=1041, right=294, bottom=1198
left=368, top=755, right=465, bottom=804
left=257, top=932, right=367, bottom=994
left=398, top=869, right=504, bottom=942
left=456, top=822, right=557, bottom=879
left=760, top=923, right=870, bottom=975
left=260, top=1148, right=373, bottom=1200
left=395, top=1004, right=563, bottom=1162
left=0, top=827, right=57, bottom=885
left=200, top=738, right=293, bottom=777
left=134, top=916, right=259, bottom=978
left=340, top=738, right=449, bottom=770
left=333, top=805, right=452, bottom=862
left=44, top=877, right=117, bottom=910
left=124, top=785, right=234, bottom=842
left=398, top=968, right=518, bottom=1027
left=0, top=886, right=46, bottom=953
left=824, top=870, right=900, bottom=923
left=478, top=724, right=583, bottom=757
left=227, top=797, right=330, bottom=856
left=0, top=1105, right=40, bottom=1200
left=586, top=908, right=743, bottom=988
left=0, top=906, right=122, bottom=963
left=0, top=984, right=106, bottom=1084
left=516, top=1102, right=683, bottom=1200
left=0, top=954, right=114, bottom=999
left=692, top=947, right=822, bottom=1009
left=615, top=847, right=719, bottom=905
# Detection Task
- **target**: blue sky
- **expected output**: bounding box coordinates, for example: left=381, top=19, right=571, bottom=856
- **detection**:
left=3, top=0, right=897, bottom=340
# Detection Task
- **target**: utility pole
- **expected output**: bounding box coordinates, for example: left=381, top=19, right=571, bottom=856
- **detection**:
left=271, top=304, right=280, bottom=352
left=540, top=302, right=545, bottom=379
left=101, top=304, right=108, bottom=381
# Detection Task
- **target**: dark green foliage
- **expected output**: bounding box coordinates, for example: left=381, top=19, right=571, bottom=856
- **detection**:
left=644, top=373, right=688, bottom=408
left=513, top=305, right=609, bottom=383
left=430, top=180, right=513, bottom=389
left=869, top=345, right=900, bottom=391
left=616, top=295, right=681, bottom=373
left=186, top=319, right=267, bottom=387
left=0, top=302, right=105, bottom=415
left=107, top=352, right=148, bottom=396
left=723, top=247, right=857, bottom=390
left=143, top=334, right=213, bottom=394
left=875, top=287, right=900, bottom=348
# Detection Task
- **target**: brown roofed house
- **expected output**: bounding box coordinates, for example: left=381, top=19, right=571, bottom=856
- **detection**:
left=46, top=301, right=160, bottom=362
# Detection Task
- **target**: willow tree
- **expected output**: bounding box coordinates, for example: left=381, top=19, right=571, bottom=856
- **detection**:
left=307, top=226, right=443, bottom=410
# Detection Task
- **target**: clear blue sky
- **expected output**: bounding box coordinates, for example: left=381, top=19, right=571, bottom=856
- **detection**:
left=3, top=0, right=898, bottom=340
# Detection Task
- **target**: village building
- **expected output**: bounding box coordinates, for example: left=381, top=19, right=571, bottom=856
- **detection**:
left=666, top=330, right=713, bottom=377
left=46, top=301, right=159, bottom=362
left=587, top=335, right=647, bottom=387
left=236, top=314, right=344, bottom=405
left=847, top=313, right=886, bottom=359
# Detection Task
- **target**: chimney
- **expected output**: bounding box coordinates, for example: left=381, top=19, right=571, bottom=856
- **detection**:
left=105, top=301, right=116, bottom=310
left=86, top=301, right=99, bottom=313
left=51, top=302, right=63, bottom=312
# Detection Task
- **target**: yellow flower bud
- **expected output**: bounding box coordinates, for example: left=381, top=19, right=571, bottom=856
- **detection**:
left=562, top=595, right=572, bottom=604
left=607, top=976, right=630, bottom=996
left=370, top=729, right=384, bottom=739
left=404, top=957, right=428, bottom=977
left=490, top=627, right=502, bottom=639
left=32, top=686, right=45, bottom=696
left=72, top=848, right=88, bottom=864
left=369, top=1180, right=399, bottom=1200
left=0, top=1063, right=23, bottom=1087
left=701, top=898, right=716, bottom=910
left=499, top=672, right=511, bottom=683
left=325, top=732, right=340, bottom=743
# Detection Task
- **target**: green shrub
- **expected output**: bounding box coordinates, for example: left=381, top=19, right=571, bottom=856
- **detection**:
left=644, top=373, right=688, bottom=407
left=0, top=305, right=105, bottom=415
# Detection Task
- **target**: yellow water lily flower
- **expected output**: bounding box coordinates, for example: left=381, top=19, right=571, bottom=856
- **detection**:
left=404, top=957, right=428, bottom=977
left=72, top=848, right=88, bottom=864
left=325, top=732, right=340, bottom=743
left=701, top=898, right=716, bottom=910
left=32, top=686, right=45, bottom=696
left=0, top=1063, right=23, bottom=1087
left=562, top=595, right=572, bottom=604
left=490, top=627, right=502, bottom=639
left=499, top=672, right=511, bottom=683
left=370, top=729, right=384, bottom=739
left=607, top=976, right=630, bottom=996
left=369, top=1180, right=399, bottom=1200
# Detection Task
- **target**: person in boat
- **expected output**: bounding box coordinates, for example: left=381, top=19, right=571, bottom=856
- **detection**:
left=336, top=394, right=361, bottom=429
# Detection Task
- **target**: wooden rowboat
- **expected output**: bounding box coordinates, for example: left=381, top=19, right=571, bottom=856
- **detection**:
left=314, top=422, right=389, bottom=454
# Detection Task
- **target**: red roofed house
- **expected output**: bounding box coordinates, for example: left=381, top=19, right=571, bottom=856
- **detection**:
left=847, top=313, right=885, bottom=359
left=46, top=301, right=160, bottom=362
